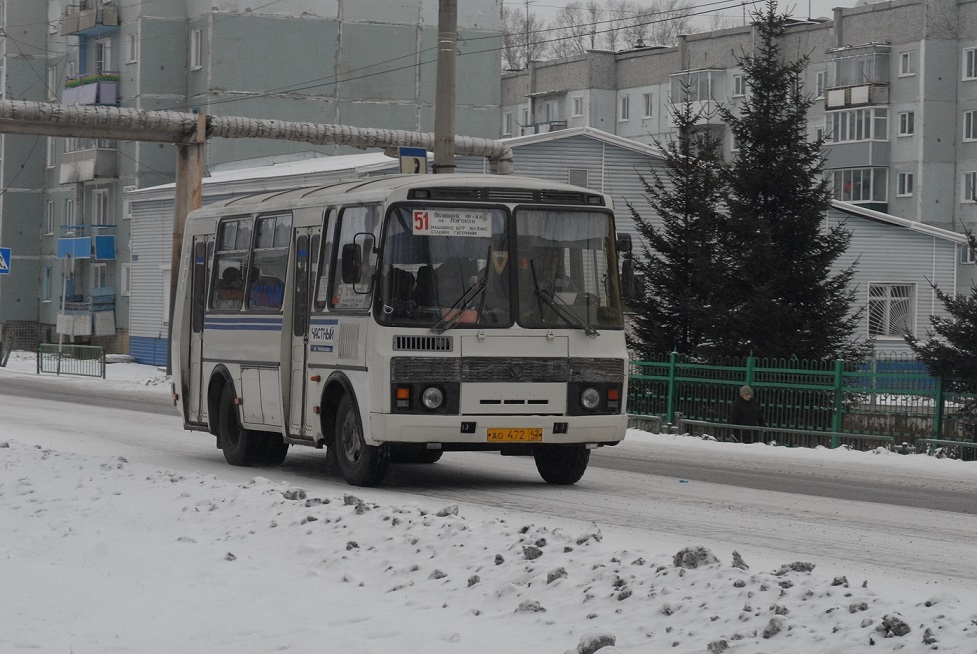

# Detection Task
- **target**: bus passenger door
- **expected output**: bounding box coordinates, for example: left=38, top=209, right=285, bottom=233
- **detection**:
left=286, top=227, right=318, bottom=438
left=188, top=237, right=211, bottom=423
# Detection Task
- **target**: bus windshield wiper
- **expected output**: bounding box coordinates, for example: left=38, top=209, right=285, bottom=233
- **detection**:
left=430, top=278, right=487, bottom=334
left=533, top=286, right=599, bottom=338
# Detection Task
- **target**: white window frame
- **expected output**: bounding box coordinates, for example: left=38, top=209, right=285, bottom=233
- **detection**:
left=46, top=137, right=56, bottom=168
left=815, top=70, right=825, bottom=99
left=961, top=243, right=977, bottom=264
left=92, top=263, right=108, bottom=289
left=93, top=188, right=110, bottom=225
left=572, top=96, right=583, bottom=117
left=64, top=198, right=76, bottom=228
left=544, top=100, right=558, bottom=123
left=642, top=92, right=653, bottom=118
left=896, top=171, right=914, bottom=197
left=899, top=51, right=915, bottom=77
left=827, top=107, right=888, bottom=143
left=126, top=33, right=138, bottom=64
left=832, top=168, right=888, bottom=203
left=47, top=66, right=58, bottom=101
left=502, top=111, right=512, bottom=137
left=965, top=110, right=977, bottom=141
left=42, top=266, right=53, bottom=302
left=868, top=283, right=915, bottom=338
left=45, top=200, right=55, bottom=235
left=732, top=74, right=746, bottom=98
left=121, top=263, right=132, bottom=296
left=897, top=111, right=914, bottom=136
left=95, top=38, right=111, bottom=73
left=619, top=94, right=630, bottom=122
left=966, top=48, right=977, bottom=81
left=963, top=171, right=977, bottom=202
left=190, top=28, right=203, bottom=71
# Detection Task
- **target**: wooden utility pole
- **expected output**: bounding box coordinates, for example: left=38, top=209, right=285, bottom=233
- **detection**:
left=433, top=0, right=457, bottom=173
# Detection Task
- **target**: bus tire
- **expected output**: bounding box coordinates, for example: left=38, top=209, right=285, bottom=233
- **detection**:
left=256, top=434, right=289, bottom=467
left=334, top=394, right=389, bottom=487
left=218, top=385, right=263, bottom=466
left=534, top=445, right=590, bottom=485
left=390, top=446, right=443, bottom=464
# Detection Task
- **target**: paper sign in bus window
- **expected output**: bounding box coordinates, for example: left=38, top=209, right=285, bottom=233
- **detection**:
left=412, top=209, right=491, bottom=238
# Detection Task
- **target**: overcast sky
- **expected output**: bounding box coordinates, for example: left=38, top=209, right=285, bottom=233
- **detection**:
left=515, top=0, right=861, bottom=28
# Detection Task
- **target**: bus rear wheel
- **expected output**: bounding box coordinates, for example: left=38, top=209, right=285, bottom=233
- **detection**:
left=534, top=445, right=590, bottom=485
left=334, top=394, right=389, bottom=487
left=218, top=384, right=263, bottom=466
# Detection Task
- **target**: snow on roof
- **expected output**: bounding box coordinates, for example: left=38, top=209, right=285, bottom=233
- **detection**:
left=831, top=200, right=969, bottom=243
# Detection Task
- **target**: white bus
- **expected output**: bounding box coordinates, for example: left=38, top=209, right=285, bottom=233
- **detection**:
left=171, top=174, right=630, bottom=487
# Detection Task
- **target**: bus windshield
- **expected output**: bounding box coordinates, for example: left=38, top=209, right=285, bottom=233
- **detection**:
left=376, top=205, right=623, bottom=331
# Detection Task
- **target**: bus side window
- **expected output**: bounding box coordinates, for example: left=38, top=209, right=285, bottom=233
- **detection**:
left=247, top=214, right=291, bottom=311
left=329, top=204, right=380, bottom=311
left=314, top=209, right=336, bottom=311
left=211, top=217, right=251, bottom=312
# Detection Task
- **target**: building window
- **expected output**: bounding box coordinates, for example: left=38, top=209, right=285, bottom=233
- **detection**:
left=962, top=171, right=977, bottom=202
left=815, top=70, right=825, bottom=98
left=642, top=92, right=653, bottom=117
left=95, top=39, right=111, bottom=73
left=832, top=168, right=887, bottom=203
left=899, top=51, right=915, bottom=77
left=896, top=172, right=914, bottom=197
left=92, top=263, right=108, bottom=289
left=965, top=110, right=977, bottom=141
left=732, top=74, right=745, bottom=97
left=93, top=189, right=110, bottom=225
left=868, top=283, right=914, bottom=337
left=520, top=108, right=529, bottom=135
left=47, top=66, right=58, bottom=101
left=502, top=112, right=512, bottom=137
left=127, top=33, right=138, bottom=63
left=42, top=266, right=53, bottom=302
left=572, top=96, right=583, bottom=117
left=568, top=169, right=588, bottom=188
left=544, top=101, right=558, bottom=123
left=64, top=198, right=76, bottom=228
left=826, top=107, right=887, bottom=143
left=46, top=138, right=56, bottom=168
left=897, top=111, right=914, bottom=136
left=121, top=263, right=132, bottom=296
left=814, top=124, right=825, bottom=143
left=46, top=201, right=55, bottom=235
left=966, top=48, right=977, bottom=80
left=619, top=95, right=629, bottom=122
left=190, top=29, right=203, bottom=70
left=961, top=243, right=977, bottom=264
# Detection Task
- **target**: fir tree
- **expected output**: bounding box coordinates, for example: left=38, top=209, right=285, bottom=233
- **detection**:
left=627, top=91, right=728, bottom=358
left=906, top=232, right=977, bottom=390
left=716, top=0, right=864, bottom=360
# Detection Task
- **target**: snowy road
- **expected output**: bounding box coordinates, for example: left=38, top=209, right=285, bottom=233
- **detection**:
left=3, top=372, right=976, bottom=605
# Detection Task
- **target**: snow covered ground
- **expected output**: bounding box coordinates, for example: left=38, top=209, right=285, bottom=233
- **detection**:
left=2, top=351, right=976, bottom=653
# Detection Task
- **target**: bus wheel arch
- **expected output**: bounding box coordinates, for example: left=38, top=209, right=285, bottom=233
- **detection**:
left=207, top=366, right=234, bottom=437
left=320, top=374, right=389, bottom=487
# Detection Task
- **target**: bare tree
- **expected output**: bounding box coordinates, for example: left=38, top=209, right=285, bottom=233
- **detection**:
left=552, top=3, right=589, bottom=58
left=646, top=0, right=694, bottom=47
left=501, top=5, right=549, bottom=70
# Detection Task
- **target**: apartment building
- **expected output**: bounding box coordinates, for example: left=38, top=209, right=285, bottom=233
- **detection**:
left=501, top=0, right=977, bottom=295
left=0, top=0, right=502, bottom=351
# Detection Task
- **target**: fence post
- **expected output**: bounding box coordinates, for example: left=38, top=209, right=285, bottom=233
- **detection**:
left=932, top=375, right=944, bottom=440
left=101, top=347, right=107, bottom=379
left=745, top=356, right=756, bottom=387
left=831, top=358, right=845, bottom=448
left=666, top=351, right=677, bottom=424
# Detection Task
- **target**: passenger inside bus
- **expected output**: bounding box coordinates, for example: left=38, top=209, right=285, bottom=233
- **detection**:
left=215, top=266, right=244, bottom=309
left=381, top=267, right=416, bottom=318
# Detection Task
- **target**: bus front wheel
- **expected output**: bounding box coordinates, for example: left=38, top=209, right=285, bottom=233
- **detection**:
left=534, top=445, right=590, bottom=485
left=334, top=394, right=389, bottom=487
left=218, top=384, right=263, bottom=466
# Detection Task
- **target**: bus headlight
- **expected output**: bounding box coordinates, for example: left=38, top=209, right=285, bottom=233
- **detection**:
left=422, top=386, right=444, bottom=410
left=580, top=387, right=601, bottom=411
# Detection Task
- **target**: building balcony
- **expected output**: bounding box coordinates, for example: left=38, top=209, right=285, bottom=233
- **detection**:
left=524, top=120, right=567, bottom=135
left=822, top=140, right=890, bottom=170
left=824, top=84, right=889, bottom=110
left=57, top=225, right=117, bottom=261
left=60, top=144, right=118, bottom=184
left=63, top=73, right=119, bottom=106
left=61, top=287, right=116, bottom=314
left=62, top=2, right=119, bottom=36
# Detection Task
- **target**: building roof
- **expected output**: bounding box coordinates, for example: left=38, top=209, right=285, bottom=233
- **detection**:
left=831, top=201, right=969, bottom=244
left=501, top=126, right=665, bottom=159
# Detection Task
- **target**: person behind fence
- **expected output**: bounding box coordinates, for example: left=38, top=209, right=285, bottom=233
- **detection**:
left=729, top=385, right=765, bottom=444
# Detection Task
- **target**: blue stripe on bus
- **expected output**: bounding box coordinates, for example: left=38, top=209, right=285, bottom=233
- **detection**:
left=310, top=318, right=339, bottom=325
left=205, top=316, right=283, bottom=331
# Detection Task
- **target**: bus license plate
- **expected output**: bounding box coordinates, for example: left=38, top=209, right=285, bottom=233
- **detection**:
left=486, top=427, right=543, bottom=443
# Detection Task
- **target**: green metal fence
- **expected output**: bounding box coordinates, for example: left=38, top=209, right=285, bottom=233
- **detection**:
left=629, top=352, right=977, bottom=450
left=37, top=344, right=106, bottom=378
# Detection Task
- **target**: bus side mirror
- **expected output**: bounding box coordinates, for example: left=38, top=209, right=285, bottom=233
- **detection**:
left=341, top=243, right=362, bottom=283
left=616, top=233, right=632, bottom=253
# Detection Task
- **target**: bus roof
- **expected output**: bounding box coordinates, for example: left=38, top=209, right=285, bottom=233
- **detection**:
left=188, top=173, right=610, bottom=217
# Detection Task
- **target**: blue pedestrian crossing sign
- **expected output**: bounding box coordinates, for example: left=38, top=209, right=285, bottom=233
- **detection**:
left=0, top=247, right=10, bottom=275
